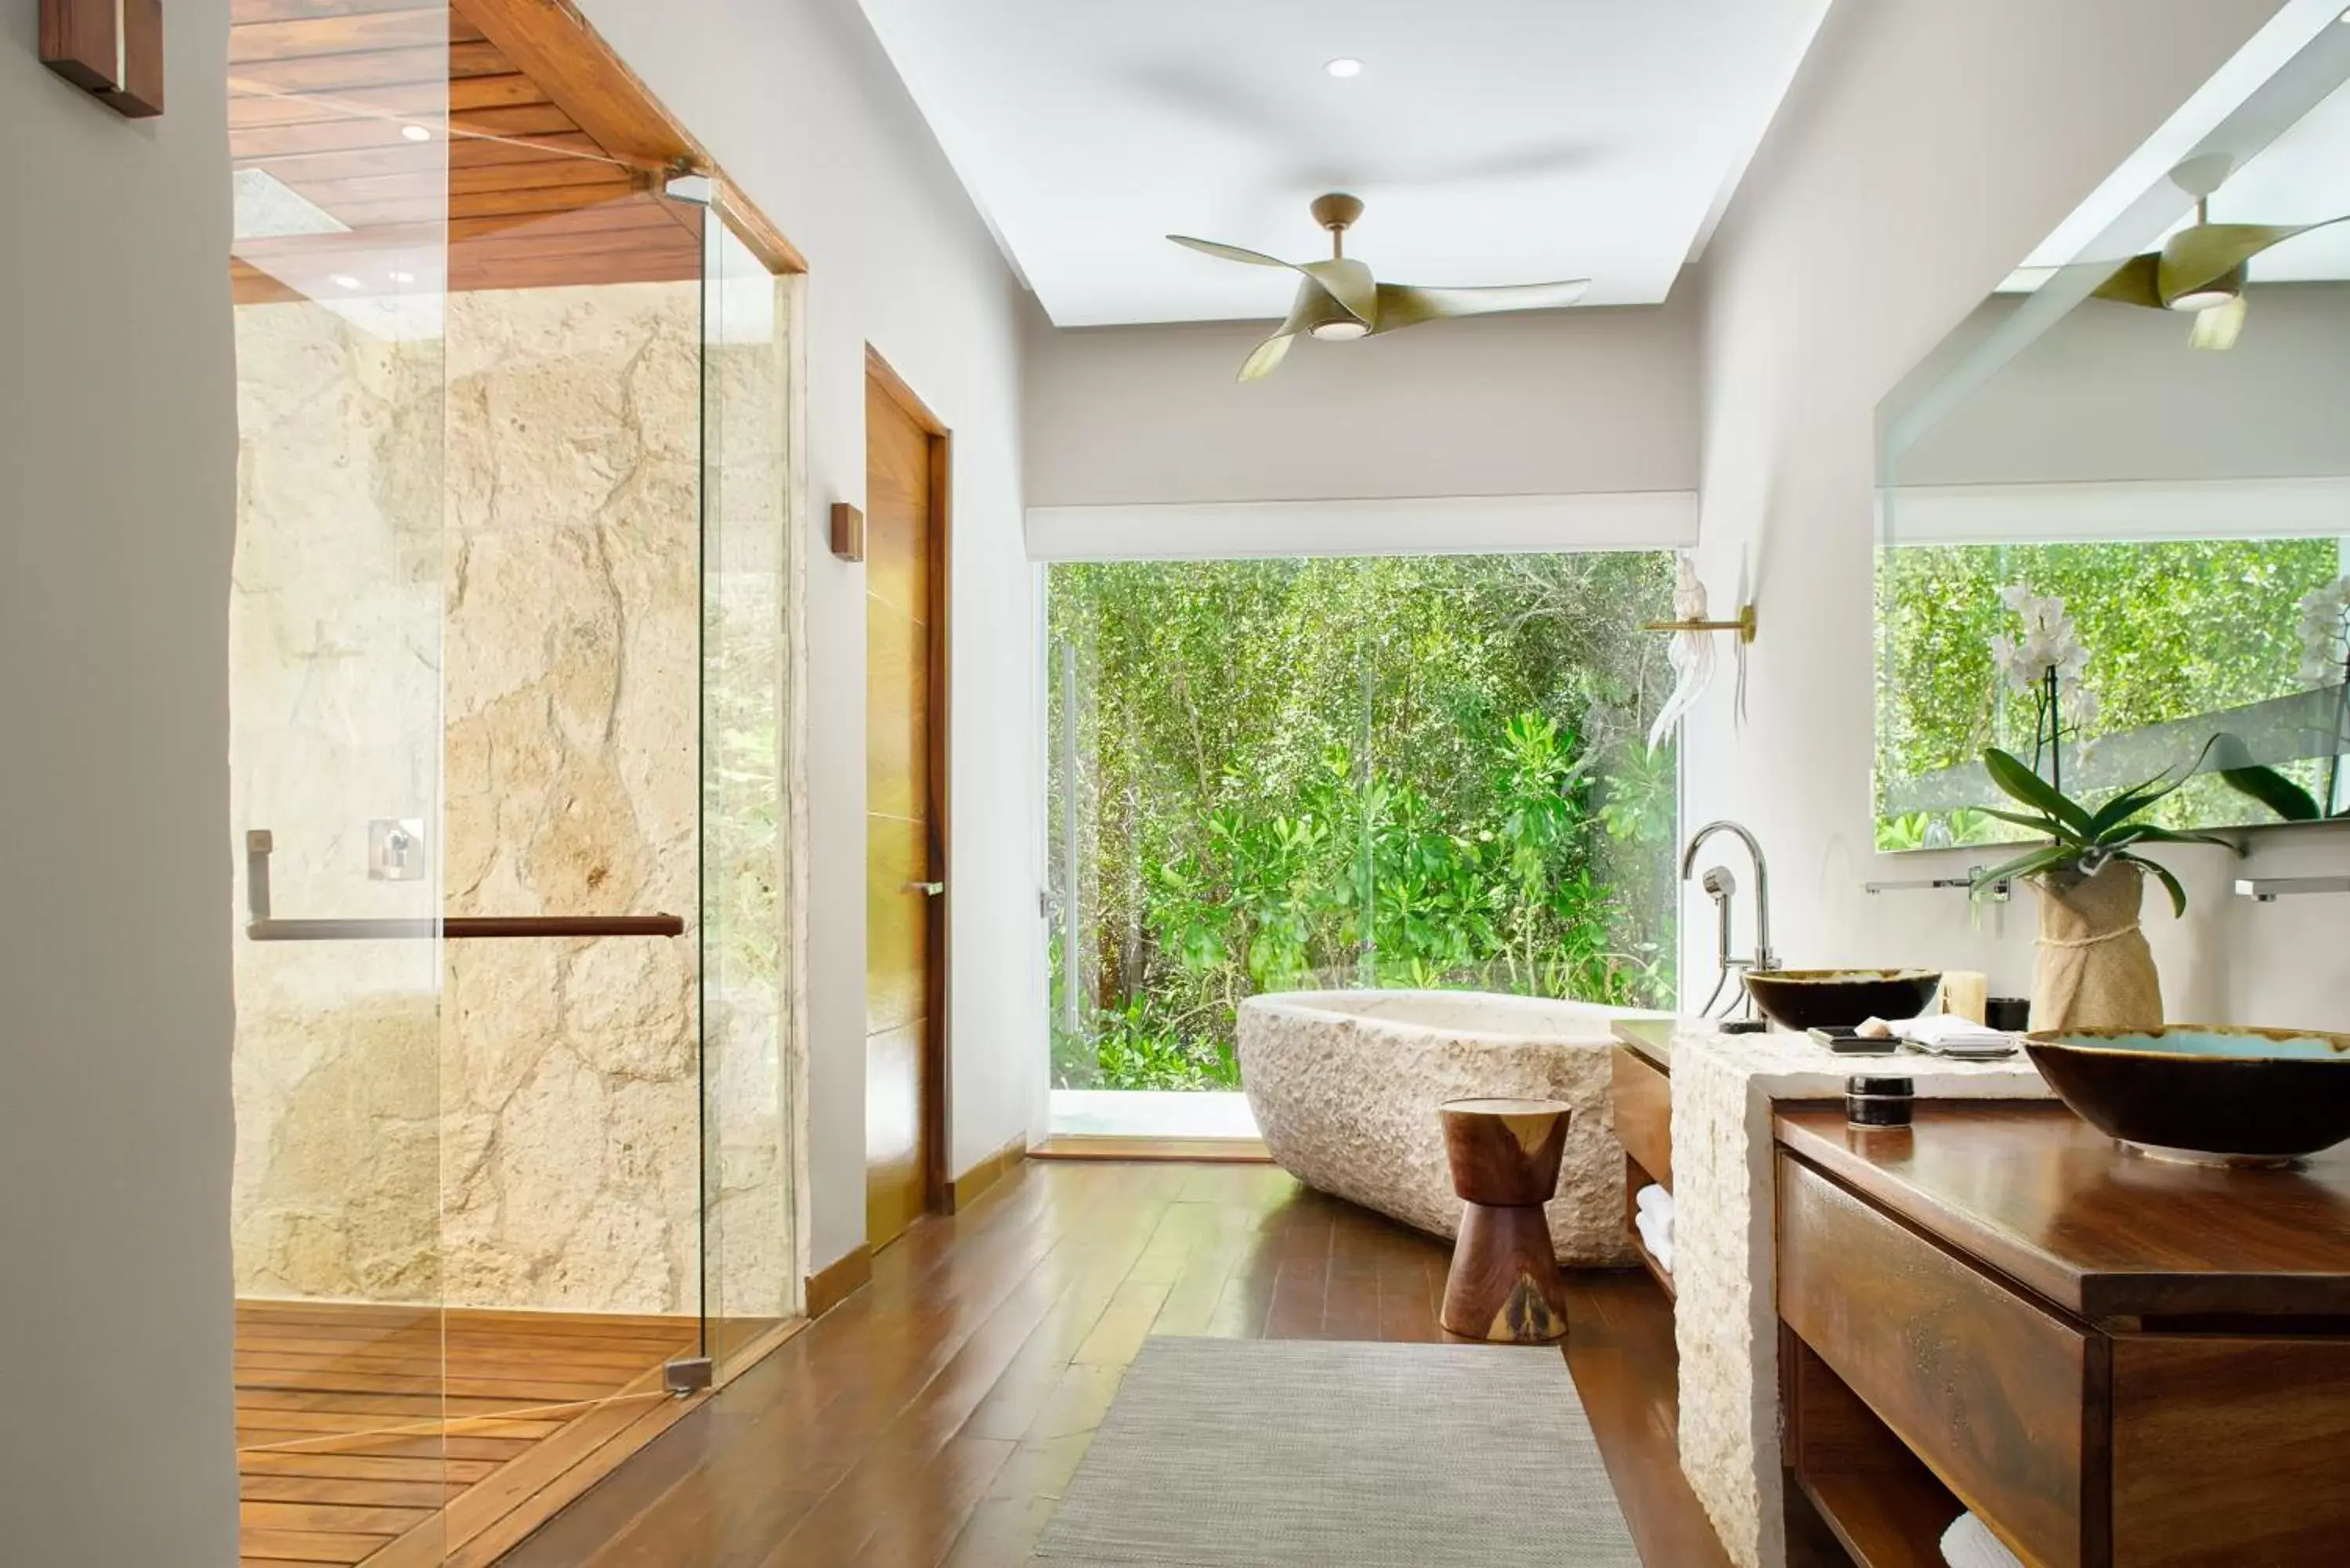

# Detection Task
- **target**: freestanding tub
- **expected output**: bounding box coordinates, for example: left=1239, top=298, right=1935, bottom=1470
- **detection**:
left=1237, top=989, right=1665, bottom=1265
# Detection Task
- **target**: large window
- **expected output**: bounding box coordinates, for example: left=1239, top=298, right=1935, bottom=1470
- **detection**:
left=1047, top=552, right=1677, bottom=1134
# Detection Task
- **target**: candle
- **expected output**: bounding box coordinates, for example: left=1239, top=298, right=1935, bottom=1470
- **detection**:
left=1940, top=970, right=1988, bottom=1024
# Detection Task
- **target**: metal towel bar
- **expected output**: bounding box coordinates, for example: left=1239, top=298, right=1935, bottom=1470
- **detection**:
left=244, top=830, right=684, bottom=941
left=1864, top=865, right=2012, bottom=901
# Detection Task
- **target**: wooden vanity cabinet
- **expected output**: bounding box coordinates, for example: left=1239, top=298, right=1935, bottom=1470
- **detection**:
left=1774, top=1105, right=2350, bottom=1568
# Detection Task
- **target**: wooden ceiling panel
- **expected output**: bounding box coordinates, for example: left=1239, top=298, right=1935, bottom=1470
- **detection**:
left=227, top=0, right=788, bottom=294
left=227, top=71, right=546, bottom=132
left=229, top=8, right=461, bottom=66
left=230, top=0, right=443, bottom=24
left=241, top=129, right=601, bottom=186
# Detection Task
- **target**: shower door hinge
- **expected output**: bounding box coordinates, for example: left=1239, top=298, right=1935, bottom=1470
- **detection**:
left=663, top=1357, right=714, bottom=1396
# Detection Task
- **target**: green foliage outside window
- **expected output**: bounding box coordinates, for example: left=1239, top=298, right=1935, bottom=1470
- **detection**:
left=1047, top=554, right=1678, bottom=1093
left=1875, top=537, right=2344, bottom=848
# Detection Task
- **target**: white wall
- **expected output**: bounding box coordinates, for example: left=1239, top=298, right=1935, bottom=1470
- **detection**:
left=577, top=0, right=1038, bottom=1274
left=1903, top=283, right=2350, bottom=486
left=1024, top=294, right=1699, bottom=508
left=1687, top=0, right=2342, bottom=1041
left=0, top=2, right=240, bottom=1560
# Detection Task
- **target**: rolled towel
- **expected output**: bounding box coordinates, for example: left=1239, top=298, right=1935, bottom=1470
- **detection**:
left=1635, top=1183, right=1674, bottom=1222
left=1633, top=1206, right=1673, bottom=1274
left=1940, top=1511, right=2023, bottom=1568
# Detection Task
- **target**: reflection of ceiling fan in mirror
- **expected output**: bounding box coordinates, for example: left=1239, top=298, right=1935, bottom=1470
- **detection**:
left=2092, top=195, right=2350, bottom=352
left=1168, top=193, right=1590, bottom=381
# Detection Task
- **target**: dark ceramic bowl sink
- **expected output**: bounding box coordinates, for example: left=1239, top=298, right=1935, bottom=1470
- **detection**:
left=1741, top=969, right=1942, bottom=1032
left=2025, top=1026, right=2350, bottom=1166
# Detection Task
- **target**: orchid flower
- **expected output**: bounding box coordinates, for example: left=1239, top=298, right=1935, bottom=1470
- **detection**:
left=1991, top=583, right=2098, bottom=787
left=2298, top=576, right=2350, bottom=688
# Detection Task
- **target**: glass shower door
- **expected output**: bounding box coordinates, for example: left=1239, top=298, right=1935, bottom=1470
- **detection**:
left=699, top=203, right=800, bottom=1378
left=227, top=12, right=452, bottom=1557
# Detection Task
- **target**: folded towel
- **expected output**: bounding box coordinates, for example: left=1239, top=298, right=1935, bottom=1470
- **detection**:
left=1633, top=1206, right=1673, bottom=1275
left=1635, top=1183, right=1674, bottom=1222
left=1940, top=1511, right=2023, bottom=1568
left=1858, top=1012, right=2019, bottom=1056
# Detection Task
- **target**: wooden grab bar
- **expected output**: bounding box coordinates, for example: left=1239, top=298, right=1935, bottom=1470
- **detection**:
left=244, top=831, right=683, bottom=941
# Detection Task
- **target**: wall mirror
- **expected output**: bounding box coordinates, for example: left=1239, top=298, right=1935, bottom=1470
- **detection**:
left=1875, top=16, right=2350, bottom=851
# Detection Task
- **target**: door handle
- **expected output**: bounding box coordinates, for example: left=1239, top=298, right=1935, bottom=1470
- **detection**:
left=906, top=880, right=945, bottom=896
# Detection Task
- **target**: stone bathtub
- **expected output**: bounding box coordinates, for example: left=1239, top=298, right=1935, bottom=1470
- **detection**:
left=1236, top=989, right=1665, bottom=1264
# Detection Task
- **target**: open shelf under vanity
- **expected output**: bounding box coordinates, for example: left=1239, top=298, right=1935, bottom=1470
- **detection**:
left=1611, top=1042, right=1676, bottom=1302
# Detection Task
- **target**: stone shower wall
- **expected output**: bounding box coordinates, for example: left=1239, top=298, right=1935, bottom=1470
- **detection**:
left=230, top=279, right=787, bottom=1317
left=437, top=283, right=705, bottom=1314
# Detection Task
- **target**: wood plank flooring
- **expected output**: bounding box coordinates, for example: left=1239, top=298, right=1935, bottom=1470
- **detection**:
left=236, top=1300, right=699, bottom=1566
left=494, top=1160, right=1730, bottom=1567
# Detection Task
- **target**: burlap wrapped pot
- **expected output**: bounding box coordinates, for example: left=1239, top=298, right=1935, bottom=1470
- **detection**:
left=2026, top=858, right=2162, bottom=1032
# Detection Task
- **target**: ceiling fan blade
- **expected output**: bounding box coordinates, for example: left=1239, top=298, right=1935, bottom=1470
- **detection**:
left=1297, top=257, right=1377, bottom=325
left=1168, top=234, right=1295, bottom=268
left=2157, top=218, right=2350, bottom=304
left=2091, top=252, right=2164, bottom=308
left=2188, top=294, right=2247, bottom=351
left=1237, top=331, right=1296, bottom=382
left=1368, top=278, right=1591, bottom=334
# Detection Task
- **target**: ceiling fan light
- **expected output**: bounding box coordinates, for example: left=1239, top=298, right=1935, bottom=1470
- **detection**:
left=1308, top=319, right=1371, bottom=341
left=2168, top=285, right=2237, bottom=312
left=2165, top=259, right=2245, bottom=313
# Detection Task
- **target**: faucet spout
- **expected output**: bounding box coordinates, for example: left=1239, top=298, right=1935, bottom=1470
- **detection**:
left=1681, top=819, right=1775, bottom=976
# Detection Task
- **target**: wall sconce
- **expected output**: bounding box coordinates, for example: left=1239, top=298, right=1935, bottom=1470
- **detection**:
left=830, top=503, right=866, bottom=562
left=1643, top=603, right=1756, bottom=642
left=1641, top=558, right=1755, bottom=750
left=41, top=0, right=164, bottom=117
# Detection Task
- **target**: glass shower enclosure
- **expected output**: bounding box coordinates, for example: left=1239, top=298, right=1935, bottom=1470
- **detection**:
left=226, top=10, right=799, bottom=1555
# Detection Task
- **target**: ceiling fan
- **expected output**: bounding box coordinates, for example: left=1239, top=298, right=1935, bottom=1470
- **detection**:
left=1168, top=193, right=1590, bottom=381
left=2092, top=195, right=2350, bottom=351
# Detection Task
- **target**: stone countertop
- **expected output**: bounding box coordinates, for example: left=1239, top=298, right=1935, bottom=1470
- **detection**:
left=1628, top=1017, right=2055, bottom=1568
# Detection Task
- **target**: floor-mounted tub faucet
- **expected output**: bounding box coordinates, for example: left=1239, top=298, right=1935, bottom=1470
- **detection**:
left=1682, top=819, right=1777, bottom=1018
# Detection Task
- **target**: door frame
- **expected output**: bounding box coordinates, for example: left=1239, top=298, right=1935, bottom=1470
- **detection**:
left=866, top=345, right=954, bottom=1218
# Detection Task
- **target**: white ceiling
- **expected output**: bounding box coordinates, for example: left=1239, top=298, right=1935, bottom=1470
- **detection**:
left=859, top=0, right=1835, bottom=327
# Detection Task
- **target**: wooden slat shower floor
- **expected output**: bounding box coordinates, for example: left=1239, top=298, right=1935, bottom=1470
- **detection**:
left=235, top=1299, right=700, bottom=1566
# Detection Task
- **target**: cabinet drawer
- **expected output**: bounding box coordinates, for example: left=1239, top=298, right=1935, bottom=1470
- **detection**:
left=1778, top=1153, right=2102, bottom=1568
left=1611, top=1048, right=1672, bottom=1191
left=2110, top=1334, right=2350, bottom=1567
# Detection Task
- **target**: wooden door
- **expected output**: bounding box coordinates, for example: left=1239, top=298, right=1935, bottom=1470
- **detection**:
left=864, top=356, right=947, bottom=1251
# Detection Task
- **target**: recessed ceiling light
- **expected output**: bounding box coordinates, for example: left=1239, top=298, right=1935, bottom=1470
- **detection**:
left=331, top=274, right=362, bottom=290
left=402, top=124, right=432, bottom=142
left=1324, top=57, right=1363, bottom=78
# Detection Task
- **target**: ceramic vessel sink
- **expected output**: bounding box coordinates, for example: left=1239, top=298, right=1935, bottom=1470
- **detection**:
left=1742, top=969, right=1941, bottom=1031
left=2025, top=1026, right=2350, bottom=1166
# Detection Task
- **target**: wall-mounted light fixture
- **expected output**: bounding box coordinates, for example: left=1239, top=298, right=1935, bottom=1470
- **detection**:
left=41, top=0, right=164, bottom=117
left=830, top=503, right=866, bottom=562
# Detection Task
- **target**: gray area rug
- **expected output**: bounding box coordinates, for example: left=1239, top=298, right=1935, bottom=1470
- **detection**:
left=1031, top=1336, right=1642, bottom=1567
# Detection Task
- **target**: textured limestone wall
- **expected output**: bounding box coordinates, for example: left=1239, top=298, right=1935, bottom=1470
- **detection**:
left=230, top=280, right=791, bottom=1317
left=437, top=283, right=706, bottom=1314
left=230, top=301, right=448, bottom=1304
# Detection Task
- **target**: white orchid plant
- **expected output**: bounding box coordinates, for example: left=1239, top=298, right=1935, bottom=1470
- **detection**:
left=1988, top=585, right=2099, bottom=792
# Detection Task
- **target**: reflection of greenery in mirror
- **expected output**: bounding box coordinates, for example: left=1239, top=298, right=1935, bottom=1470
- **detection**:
left=1047, top=554, right=1676, bottom=1092
left=1875, top=537, right=2342, bottom=849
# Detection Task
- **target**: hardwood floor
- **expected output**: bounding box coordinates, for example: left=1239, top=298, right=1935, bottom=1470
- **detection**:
left=496, top=1160, right=1730, bottom=1567
left=235, top=1300, right=703, bottom=1566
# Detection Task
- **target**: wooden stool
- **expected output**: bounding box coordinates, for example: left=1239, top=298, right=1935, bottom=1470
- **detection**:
left=1438, top=1097, right=1572, bottom=1342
